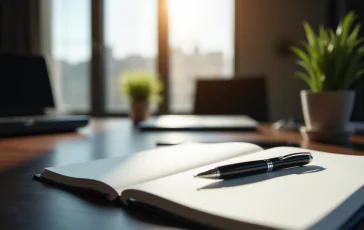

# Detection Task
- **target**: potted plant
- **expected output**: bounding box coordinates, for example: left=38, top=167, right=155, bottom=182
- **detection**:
left=291, top=12, right=364, bottom=141
left=119, top=71, right=163, bottom=124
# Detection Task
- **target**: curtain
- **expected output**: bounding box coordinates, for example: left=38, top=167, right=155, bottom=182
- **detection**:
left=0, top=0, right=41, bottom=53
left=348, top=0, right=364, bottom=121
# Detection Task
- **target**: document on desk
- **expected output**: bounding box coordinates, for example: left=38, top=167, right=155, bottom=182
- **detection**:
left=34, top=142, right=364, bottom=230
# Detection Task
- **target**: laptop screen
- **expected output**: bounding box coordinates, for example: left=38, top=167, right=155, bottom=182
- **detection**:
left=0, top=53, right=55, bottom=116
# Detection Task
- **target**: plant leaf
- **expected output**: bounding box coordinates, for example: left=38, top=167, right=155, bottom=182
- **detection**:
left=120, top=71, right=163, bottom=103
left=338, top=11, right=355, bottom=45
left=355, top=68, right=364, bottom=79
left=342, top=52, right=363, bottom=89
left=318, top=25, right=328, bottom=55
left=293, top=12, right=364, bottom=91
left=348, top=24, right=361, bottom=45
left=359, top=45, right=364, bottom=54
left=355, top=37, right=364, bottom=47
left=301, top=41, right=320, bottom=59
left=296, top=60, right=316, bottom=81
left=291, top=47, right=310, bottom=64
left=295, top=71, right=317, bottom=91
left=303, top=22, right=318, bottom=50
left=311, top=59, right=323, bottom=91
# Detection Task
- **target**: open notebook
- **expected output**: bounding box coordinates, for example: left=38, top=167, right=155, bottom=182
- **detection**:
left=35, top=142, right=364, bottom=230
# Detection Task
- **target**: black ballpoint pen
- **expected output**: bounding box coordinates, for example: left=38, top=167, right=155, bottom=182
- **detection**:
left=194, top=152, right=313, bottom=180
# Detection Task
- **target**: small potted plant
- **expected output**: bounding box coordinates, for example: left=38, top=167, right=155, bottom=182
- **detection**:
left=291, top=12, right=364, bottom=141
left=119, top=71, right=163, bottom=124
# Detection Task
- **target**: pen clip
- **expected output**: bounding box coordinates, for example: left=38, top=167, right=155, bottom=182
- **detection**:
left=280, top=152, right=312, bottom=160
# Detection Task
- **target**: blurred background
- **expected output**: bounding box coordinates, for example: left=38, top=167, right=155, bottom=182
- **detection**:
left=0, top=0, right=363, bottom=122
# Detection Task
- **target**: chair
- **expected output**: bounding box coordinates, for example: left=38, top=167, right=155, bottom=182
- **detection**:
left=193, top=75, right=269, bottom=121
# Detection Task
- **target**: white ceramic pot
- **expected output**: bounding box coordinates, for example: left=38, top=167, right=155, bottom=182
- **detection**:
left=300, top=90, right=355, bottom=131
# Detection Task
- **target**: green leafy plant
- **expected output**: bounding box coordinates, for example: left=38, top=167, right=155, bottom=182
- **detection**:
left=291, top=11, right=364, bottom=92
left=119, top=71, right=163, bottom=103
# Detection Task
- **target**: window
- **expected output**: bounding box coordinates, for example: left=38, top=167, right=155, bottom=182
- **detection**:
left=50, top=0, right=235, bottom=115
left=104, top=0, right=158, bottom=112
left=52, top=0, right=91, bottom=112
left=168, top=0, right=234, bottom=112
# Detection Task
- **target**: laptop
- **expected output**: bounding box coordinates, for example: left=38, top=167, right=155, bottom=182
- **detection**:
left=0, top=52, right=89, bottom=136
left=138, top=115, right=258, bottom=131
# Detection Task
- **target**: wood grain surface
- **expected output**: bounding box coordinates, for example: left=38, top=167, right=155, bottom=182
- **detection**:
left=0, top=118, right=363, bottom=230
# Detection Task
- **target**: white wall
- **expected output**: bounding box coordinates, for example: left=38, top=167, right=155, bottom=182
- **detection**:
left=236, top=0, right=328, bottom=121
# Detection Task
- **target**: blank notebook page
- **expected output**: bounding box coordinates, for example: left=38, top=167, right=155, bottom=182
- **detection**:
left=45, top=142, right=262, bottom=192
left=125, top=147, right=364, bottom=230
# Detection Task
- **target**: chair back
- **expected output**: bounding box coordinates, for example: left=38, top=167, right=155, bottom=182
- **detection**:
left=194, top=76, right=269, bottom=121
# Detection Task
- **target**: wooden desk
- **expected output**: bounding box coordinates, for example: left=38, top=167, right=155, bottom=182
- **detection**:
left=1, top=118, right=363, bottom=230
